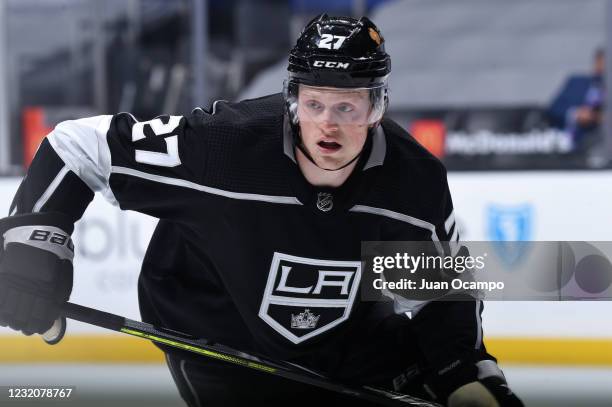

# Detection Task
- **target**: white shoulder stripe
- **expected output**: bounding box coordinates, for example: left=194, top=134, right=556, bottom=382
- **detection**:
left=111, top=166, right=303, bottom=205
left=349, top=204, right=439, bottom=239
left=33, top=165, right=70, bottom=212
left=444, top=209, right=455, bottom=234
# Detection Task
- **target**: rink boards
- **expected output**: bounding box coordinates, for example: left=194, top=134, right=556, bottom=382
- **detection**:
left=1, top=171, right=612, bottom=365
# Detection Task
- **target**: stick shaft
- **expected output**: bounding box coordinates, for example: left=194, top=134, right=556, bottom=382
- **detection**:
left=60, top=302, right=440, bottom=407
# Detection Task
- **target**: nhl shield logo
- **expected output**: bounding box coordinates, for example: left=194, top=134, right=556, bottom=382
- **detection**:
left=258, top=252, right=361, bottom=344
left=316, top=192, right=333, bottom=212
left=487, top=204, right=533, bottom=267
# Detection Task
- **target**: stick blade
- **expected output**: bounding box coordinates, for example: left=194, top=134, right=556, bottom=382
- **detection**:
left=42, top=317, right=66, bottom=345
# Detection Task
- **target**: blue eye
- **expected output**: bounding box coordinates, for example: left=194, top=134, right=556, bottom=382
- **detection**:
left=336, top=104, right=354, bottom=113
left=306, top=100, right=322, bottom=110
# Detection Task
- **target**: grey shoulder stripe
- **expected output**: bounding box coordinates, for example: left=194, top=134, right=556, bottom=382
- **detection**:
left=283, top=116, right=297, bottom=163
left=111, top=166, right=303, bottom=205
left=349, top=204, right=442, bottom=252
left=362, top=126, right=387, bottom=170
left=33, top=166, right=70, bottom=212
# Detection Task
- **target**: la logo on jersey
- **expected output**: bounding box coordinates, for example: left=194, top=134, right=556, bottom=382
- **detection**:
left=258, top=252, right=361, bottom=344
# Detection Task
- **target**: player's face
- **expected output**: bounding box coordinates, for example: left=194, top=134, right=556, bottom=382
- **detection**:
left=297, top=85, right=370, bottom=170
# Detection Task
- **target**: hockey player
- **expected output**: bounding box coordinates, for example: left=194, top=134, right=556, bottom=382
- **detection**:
left=0, top=14, right=522, bottom=407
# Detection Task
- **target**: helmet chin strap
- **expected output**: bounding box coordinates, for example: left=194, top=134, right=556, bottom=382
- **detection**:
left=295, top=121, right=375, bottom=172
left=297, top=119, right=366, bottom=171
left=296, top=142, right=362, bottom=172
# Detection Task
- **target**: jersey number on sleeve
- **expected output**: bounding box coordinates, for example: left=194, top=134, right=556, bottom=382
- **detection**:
left=131, top=116, right=182, bottom=167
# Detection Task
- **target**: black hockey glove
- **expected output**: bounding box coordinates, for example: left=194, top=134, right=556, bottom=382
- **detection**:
left=425, top=357, right=524, bottom=407
left=0, top=213, right=74, bottom=336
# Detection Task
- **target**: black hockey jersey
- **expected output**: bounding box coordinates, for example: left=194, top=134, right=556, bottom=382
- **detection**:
left=10, top=94, right=482, bottom=379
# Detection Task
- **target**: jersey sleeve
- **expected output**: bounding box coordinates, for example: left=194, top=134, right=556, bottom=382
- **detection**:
left=406, top=170, right=489, bottom=399
left=10, top=113, right=206, bottom=223
left=390, top=166, right=465, bottom=315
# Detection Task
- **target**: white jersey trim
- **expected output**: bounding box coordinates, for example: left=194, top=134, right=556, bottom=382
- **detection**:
left=32, top=165, right=70, bottom=212
left=192, top=99, right=227, bottom=116
left=349, top=204, right=442, bottom=317
left=349, top=204, right=441, bottom=244
left=264, top=296, right=351, bottom=307
left=111, top=166, right=303, bottom=206
left=444, top=209, right=455, bottom=234
left=47, top=115, right=119, bottom=206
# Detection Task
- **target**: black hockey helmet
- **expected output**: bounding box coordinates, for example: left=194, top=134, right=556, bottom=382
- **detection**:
left=287, top=14, right=391, bottom=88
left=284, top=14, right=391, bottom=127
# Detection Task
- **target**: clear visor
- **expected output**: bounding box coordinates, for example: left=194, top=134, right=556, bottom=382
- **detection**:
left=284, top=81, right=387, bottom=126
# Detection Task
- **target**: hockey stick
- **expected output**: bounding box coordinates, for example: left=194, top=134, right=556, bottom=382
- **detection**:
left=42, top=302, right=441, bottom=407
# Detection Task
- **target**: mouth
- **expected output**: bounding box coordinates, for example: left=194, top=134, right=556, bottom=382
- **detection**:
left=317, top=140, right=342, bottom=153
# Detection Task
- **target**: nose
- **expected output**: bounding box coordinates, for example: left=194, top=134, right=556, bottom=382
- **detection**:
left=317, top=108, right=339, bottom=132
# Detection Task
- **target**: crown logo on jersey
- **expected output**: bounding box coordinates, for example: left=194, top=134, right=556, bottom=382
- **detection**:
left=291, top=309, right=320, bottom=329
left=316, top=192, right=333, bottom=212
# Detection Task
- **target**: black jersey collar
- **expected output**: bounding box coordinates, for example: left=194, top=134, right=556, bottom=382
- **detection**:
left=283, top=128, right=379, bottom=213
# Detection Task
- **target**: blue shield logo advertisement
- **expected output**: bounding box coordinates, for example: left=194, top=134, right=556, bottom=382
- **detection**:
left=487, top=204, right=533, bottom=267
